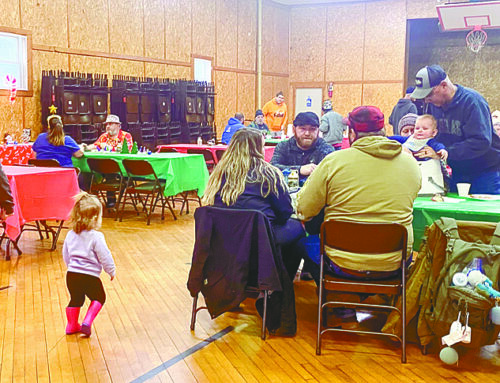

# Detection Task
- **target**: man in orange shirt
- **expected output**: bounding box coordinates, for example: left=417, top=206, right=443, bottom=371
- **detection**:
left=262, top=91, right=288, bottom=136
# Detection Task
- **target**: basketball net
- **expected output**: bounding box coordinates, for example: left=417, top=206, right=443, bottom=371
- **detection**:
left=466, top=26, right=487, bottom=53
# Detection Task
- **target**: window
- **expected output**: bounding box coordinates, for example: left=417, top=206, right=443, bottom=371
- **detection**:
left=0, top=27, right=32, bottom=96
left=193, top=57, right=212, bottom=83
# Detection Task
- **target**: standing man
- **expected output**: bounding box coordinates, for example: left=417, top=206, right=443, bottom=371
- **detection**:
left=271, top=112, right=333, bottom=184
left=411, top=65, right=500, bottom=194
left=319, top=100, right=347, bottom=150
left=262, top=91, right=288, bottom=137
left=296, top=106, right=421, bottom=326
left=389, top=86, right=418, bottom=135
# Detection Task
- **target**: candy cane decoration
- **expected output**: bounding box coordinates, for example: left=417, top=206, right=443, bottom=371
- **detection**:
left=5, top=75, right=17, bottom=104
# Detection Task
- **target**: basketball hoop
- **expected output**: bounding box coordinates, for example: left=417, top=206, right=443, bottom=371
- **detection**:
left=466, top=26, right=488, bottom=53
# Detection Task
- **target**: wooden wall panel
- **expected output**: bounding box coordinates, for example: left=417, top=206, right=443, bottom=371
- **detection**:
left=25, top=51, right=69, bottom=136
left=108, top=0, right=143, bottom=56
left=165, top=65, right=190, bottom=80
left=165, top=0, right=192, bottom=63
left=262, top=1, right=289, bottom=74
left=214, top=71, right=237, bottom=138
left=260, top=75, right=274, bottom=110
left=406, top=0, right=438, bottom=19
left=237, top=0, right=256, bottom=71
left=363, top=0, right=406, bottom=81
left=331, top=84, right=363, bottom=118
left=363, top=83, right=402, bottom=135
left=237, top=73, right=255, bottom=121
left=0, top=97, right=24, bottom=142
left=70, top=56, right=110, bottom=77
left=20, top=0, right=68, bottom=46
left=325, top=3, right=365, bottom=82
left=109, top=60, right=144, bottom=78
left=0, top=1, right=20, bottom=27
left=144, top=0, right=165, bottom=59
left=145, top=63, right=166, bottom=79
left=191, top=0, right=216, bottom=59
left=289, top=7, right=326, bottom=82
left=216, top=0, right=238, bottom=68
left=68, top=0, right=108, bottom=51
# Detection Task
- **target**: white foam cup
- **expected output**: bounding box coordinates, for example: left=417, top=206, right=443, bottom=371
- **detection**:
left=456, top=183, right=471, bottom=197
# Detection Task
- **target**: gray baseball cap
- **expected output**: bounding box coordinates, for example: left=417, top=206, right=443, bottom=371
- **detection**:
left=411, top=65, right=447, bottom=99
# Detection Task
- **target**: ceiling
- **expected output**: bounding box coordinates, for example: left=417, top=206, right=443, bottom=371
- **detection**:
left=272, top=0, right=368, bottom=5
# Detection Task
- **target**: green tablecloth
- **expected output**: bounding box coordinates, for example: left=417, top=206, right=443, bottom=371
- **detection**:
left=412, top=194, right=500, bottom=250
left=264, top=138, right=285, bottom=145
left=73, top=152, right=209, bottom=197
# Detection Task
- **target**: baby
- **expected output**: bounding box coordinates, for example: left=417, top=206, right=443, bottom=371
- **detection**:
left=391, top=114, right=448, bottom=161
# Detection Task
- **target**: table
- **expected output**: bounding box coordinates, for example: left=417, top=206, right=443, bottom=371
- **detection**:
left=0, top=144, right=34, bottom=165
left=265, top=136, right=350, bottom=149
left=73, top=152, right=209, bottom=197
left=412, top=194, right=500, bottom=250
left=157, top=143, right=275, bottom=163
left=2, top=166, right=79, bottom=258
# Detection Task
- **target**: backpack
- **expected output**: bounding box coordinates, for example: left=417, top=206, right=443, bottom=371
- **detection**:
left=423, top=217, right=500, bottom=348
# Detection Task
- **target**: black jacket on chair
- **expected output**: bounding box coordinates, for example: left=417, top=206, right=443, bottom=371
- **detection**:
left=187, top=206, right=283, bottom=319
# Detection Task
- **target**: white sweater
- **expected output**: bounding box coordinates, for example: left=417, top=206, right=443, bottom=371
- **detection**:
left=63, top=230, right=116, bottom=278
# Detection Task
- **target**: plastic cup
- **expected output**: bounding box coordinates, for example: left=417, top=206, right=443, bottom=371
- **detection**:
left=456, top=183, right=471, bottom=197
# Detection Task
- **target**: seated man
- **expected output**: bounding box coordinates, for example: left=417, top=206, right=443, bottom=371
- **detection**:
left=247, top=109, right=269, bottom=133
left=397, top=113, right=417, bottom=137
left=271, top=112, right=333, bottom=184
left=221, top=113, right=245, bottom=144
left=84, top=114, right=133, bottom=152
left=296, top=106, right=421, bottom=327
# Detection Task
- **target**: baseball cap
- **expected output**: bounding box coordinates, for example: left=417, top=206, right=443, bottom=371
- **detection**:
left=104, top=114, right=121, bottom=125
left=348, top=106, right=385, bottom=132
left=411, top=65, right=447, bottom=99
left=322, top=99, right=332, bottom=111
left=405, top=86, right=415, bottom=95
left=293, top=112, right=319, bottom=127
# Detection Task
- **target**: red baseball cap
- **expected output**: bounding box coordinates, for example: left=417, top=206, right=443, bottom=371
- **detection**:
left=348, top=106, right=385, bottom=132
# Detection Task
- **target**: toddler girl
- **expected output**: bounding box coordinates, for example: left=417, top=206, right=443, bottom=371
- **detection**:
left=63, top=192, right=115, bottom=337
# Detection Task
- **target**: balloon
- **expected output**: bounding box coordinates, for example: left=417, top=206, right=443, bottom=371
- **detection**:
left=439, top=347, right=459, bottom=365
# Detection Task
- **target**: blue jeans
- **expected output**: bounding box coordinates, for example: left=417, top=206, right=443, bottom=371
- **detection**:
left=451, top=170, right=500, bottom=194
left=273, top=218, right=308, bottom=281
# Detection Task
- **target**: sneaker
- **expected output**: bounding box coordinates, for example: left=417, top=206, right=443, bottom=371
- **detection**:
left=326, top=312, right=359, bottom=330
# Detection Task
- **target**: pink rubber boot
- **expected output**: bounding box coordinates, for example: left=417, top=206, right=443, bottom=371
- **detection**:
left=80, top=301, right=103, bottom=337
left=65, top=307, right=81, bottom=334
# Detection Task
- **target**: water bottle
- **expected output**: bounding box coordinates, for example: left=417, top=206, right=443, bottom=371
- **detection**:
left=197, top=136, right=203, bottom=145
left=288, top=169, right=299, bottom=188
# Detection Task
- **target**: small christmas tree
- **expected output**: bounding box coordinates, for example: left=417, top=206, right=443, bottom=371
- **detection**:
left=131, top=142, right=139, bottom=154
left=121, top=141, right=129, bottom=154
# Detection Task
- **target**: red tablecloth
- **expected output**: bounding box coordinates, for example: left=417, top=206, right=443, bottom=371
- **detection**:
left=157, top=144, right=275, bottom=163
left=0, top=144, right=35, bottom=165
left=3, top=166, right=80, bottom=240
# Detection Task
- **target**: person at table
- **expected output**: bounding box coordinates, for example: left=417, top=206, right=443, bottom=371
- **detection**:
left=220, top=112, right=245, bottom=145
left=397, top=113, right=418, bottom=137
left=83, top=114, right=133, bottom=152
left=262, top=91, right=288, bottom=137
left=319, top=99, right=347, bottom=150
left=32, top=115, right=83, bottom=167
left=0, top=163, right=14, bottom=221
left=204, top=128, right=306, bottom=282
left=247, top=109, right=269, bottom=133
left=271, top=112, right=333, bottom=184
left=296, top=105, right=421, bottom=328
left=410, top=65, right=500, bottom=194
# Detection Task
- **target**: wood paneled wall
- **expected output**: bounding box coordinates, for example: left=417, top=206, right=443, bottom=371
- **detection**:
left=288, top=0, right=438, bottom=133
left=0, top=0, right=289, bottom=141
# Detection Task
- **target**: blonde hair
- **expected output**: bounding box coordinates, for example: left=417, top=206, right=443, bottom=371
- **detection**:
left=416, top=114, right=437, bottom=130
left=47, top=115, right=65, bottom=146
left=202, top=128, right=287, bottom=206
left=70, top=192, right=102, bottom=234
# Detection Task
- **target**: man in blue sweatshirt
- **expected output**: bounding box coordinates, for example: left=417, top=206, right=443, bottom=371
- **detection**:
left=411, top=65, right=500, bottom=194
left=221, top=112, right=245, bottom=144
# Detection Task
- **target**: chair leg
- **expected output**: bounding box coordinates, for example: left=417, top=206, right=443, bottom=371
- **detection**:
left=401, top=281, right=407, bottom=363
left=165, top=195, right=177, bottom=220
left=261, top=290, right=268, bottom=340
left=190, top=296, right=198, bottom=331
left=316, top=260, right=325, bottom=355
left=50, top=220, right=65, bottom=251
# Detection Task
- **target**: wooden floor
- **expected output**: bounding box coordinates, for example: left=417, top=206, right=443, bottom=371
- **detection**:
left=1, top=206, right=499, bottom=383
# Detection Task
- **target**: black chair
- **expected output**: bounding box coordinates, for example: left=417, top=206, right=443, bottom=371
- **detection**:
left=186, top=148, right=216, bottom=172
left=157, top=147, right=178, bottom=153
left=87, top=158, right=125, bottom=220
left=187, top=207, right=284, bottom=340
left=120, top=159, right=176, bottom=224
left=317, top=219, right=408, bottom=363
left=214, top=149, right=225, bottom=163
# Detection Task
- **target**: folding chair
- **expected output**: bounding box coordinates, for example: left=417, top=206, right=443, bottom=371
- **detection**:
left=119, top=159, right=176, bottom=224
left=27, top=158, right=61, bottom=167
left=87, top=158, right=125, bottom=220
left=317, top=219, right=408, bottom=363
left=188, top=207, right=284, bottom=340
left=186, top=148, right=216, bottom=172
left=157, top=147, right=178, bottom=153
left=214, top=149, right=225, bottom=163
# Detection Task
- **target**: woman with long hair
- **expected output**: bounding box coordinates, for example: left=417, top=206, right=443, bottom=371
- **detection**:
left=33, top=115, right=83, bottom=167
left=203, top=128, right=306, bottom=281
